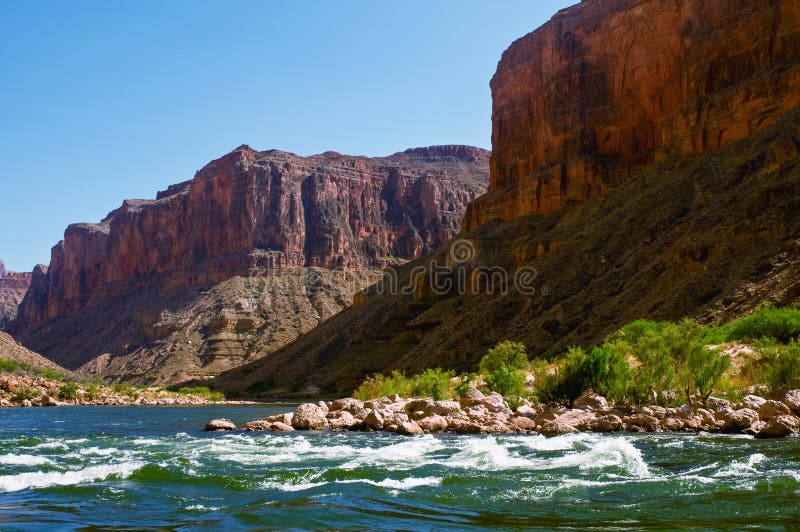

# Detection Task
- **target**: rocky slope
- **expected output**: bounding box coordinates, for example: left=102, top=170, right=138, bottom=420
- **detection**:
left=0, top=331, right=68, bottom=374
left=10, top=146, right=488, bottom=383
left=0, top=260, right=32, bottom=330
left=212, top=0, right=800, bottom=397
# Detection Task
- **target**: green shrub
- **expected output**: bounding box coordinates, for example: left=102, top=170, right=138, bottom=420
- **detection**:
left=39, top=368, right=65, bottom=381
left=0, top=359, right=26, bottom=372
left=454, top=373, right=477, bottom=398
left=685, top=344, right=731, bottom=404
left=725, top=305, right=800, bottom=343
left=83, top=383, right=101, bottom=401
left=353, top=369, right=456, bottom=400
left=177, top=386, right=225, bottom=402
left=58, top=382, right=79, bottom=400
left=754, top=340, right=800, bottom=390
left=478, top=341, right=528, bottom=374
left=484, top=364, right=526, bottom=397
left=535, top=346, right=632, bottom=406
left=409, top=368, right=455, bottom=400
left=13, top=387, right=40, bottom=402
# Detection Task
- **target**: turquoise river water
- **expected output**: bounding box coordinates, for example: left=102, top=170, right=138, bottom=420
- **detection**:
left=1, top=405, right=799, bottom=530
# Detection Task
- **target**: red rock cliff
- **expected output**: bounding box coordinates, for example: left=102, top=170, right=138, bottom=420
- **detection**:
left=12, top=146, right=489, bottom=332
left=0, top=260, right=32, bottom=330
left=463, top=0, right=800, bottom=231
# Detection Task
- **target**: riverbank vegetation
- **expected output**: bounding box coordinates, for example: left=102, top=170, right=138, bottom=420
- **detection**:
left=353, top=305, right=800, bottom=407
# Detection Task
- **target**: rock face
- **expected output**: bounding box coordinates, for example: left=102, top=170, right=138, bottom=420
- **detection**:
left=0, top=260, right=32, bottom=330
left=463, top=0, right=800, bottom=230
left=10, top=146, right=488, bottom=382
left=212, top=1, right=800, bottom=397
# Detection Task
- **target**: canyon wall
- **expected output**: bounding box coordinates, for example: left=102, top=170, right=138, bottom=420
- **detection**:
left=463, top=0, right=800, bottom=230
left=10, top=146, right=488, bottom=382
left=0, top=260, right=32, bottom=330
left=212, top=0, right=800, bottom=396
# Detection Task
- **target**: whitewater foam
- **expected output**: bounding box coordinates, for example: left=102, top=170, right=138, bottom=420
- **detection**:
left=0, top=454, right=54, bottom=466
left=0, top=461, right=144, bottom=492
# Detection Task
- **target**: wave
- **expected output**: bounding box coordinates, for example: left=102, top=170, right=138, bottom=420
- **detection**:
left=0, top=454, right=54, bottom=466
left=0, top=461, right=144, bottom=493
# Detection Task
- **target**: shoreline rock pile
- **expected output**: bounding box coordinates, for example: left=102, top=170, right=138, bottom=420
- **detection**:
left=212, top=389, right=800, bottom=439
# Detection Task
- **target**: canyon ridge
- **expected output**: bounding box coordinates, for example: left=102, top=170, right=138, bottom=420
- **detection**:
left=9, top=146, right=489, bottom=383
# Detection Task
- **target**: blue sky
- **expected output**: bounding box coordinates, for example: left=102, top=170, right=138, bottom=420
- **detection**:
left=0, top=0, right=575, bottom=271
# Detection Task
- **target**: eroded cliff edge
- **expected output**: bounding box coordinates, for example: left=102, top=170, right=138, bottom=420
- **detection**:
left=463, top=0, right=800, bottom=230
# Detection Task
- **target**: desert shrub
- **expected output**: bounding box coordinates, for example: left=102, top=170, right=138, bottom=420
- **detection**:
left=484, top=364, right=526, bottom=397
left=754, top=340, right=800, bottom=390
left=13, top=387, right=40, bottom=402
left=685, top=344, right=731, bottom=404
left=177, top=386, right=225, bottom=402
left=353, top=369, right=455, bottom=400
left=478, top=341, right=528, bottom=375
left=535, top=346, right=631, bottom=406
left=410, top=368, right=455, bottom=400
left=39, top=368, right=65, bottom=381
left=725, top=304, right=800, bottom=343
left=83, top=383, right=101, bottom=401
left=0, top=359, right=26, bottom=372
left=454, top=373, right=477, bottom=398
left=58, top=382, right=79, bottom=400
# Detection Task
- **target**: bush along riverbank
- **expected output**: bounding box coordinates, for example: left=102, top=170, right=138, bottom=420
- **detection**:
left=213, top=305, right=800, bottom=439
left=0, top=361, right=229, bottom=407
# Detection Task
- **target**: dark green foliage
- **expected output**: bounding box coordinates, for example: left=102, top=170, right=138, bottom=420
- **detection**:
left=725, top=305, right=800, bottom=343
left=535, top=346, right=632, bottom=406
left=0, top=359, right=26, bottom=372
left=58, top=382, right=79, bottom=400
left=39, top=368, right=65, bottom=381
left=484, top=364, right=526, bottom=397
left=353, top=369, right=456, bottom=401
left=177, top=386, right=225, bottom=402
left=12, top=387, right=40, bottom=402
left=478, top=341, right=528, bottom=374
left=454, top=373, right=477, bottom=398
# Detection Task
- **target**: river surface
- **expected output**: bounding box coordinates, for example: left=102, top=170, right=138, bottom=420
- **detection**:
left=1, top=405, right=799, bottom=530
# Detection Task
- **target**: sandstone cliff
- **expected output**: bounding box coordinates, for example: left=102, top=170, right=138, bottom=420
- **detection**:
left=463, top=0, right=800, bottom=230
left=11, top=146, right=489, bottom=382
left=211, top=0, right=800, bottom=397
left=0, top=260, right=32, bottom=330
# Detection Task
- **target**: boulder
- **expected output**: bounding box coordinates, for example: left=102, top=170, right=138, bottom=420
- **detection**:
left=540, top=420, right=579, bottom=436
left=416, top=414, right=449, bottom=433
left=364, top=410, right=385, bottom=431
left=242, top=420, right=271, bottom=431
left=555, top=409, right=596, bottom=431
left=572, top=391, right=608, bottom=412
left=755, top=415, right=800, bottom=439
left=291, top=403, right=329, bottom=430
left=396, top=421, right=424, bottom=436
left=742, top=395, right=767, bottom=411
left=660, top=417, right=686, bottom=431
left=717, top=408, right=759, bottom=432
left=459, top=388, right=486, bottom=409
left=449, top=418, right=483, bottom=434
left=589, top=414, right=623, bottom=432
left=271, top=422, right=295, bottom=432
left=204, top=418, right=236, bottom=431
left=429, top=400, right=461, bottom=416
left=515, top=405, right=537, bottom=419
left=758, top=400, right=791, bottom=421
left=509, top=416, right=538, bottom=432
left=266, top=413, right=293, bottom=425
left=482, top=392, right=511, bottom=413
left=783, top=390, right=800, bottom=415
left=623, top=414, right=660, bottom=431
left=327, top=410, right=357, bottom=430
left=329, top=398, right=364, bottom=414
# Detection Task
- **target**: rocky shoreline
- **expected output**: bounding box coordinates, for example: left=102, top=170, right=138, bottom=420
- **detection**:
left=206, top=388, right=800, bottom=439
left=0, top=372, right=248, bottom=407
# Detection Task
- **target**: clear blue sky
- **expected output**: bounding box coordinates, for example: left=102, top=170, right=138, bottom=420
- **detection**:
left=0, top=0, right=575, bottom=272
